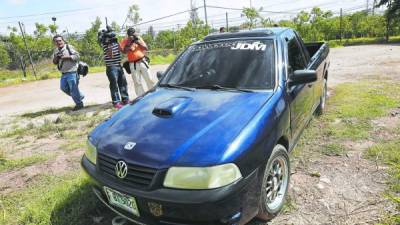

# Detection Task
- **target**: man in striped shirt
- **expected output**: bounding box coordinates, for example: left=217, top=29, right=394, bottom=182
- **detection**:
left=102, top=36, right=129, bottom=109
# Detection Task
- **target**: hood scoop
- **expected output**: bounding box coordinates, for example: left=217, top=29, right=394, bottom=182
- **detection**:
left=153, top=97, right=192, bottom=118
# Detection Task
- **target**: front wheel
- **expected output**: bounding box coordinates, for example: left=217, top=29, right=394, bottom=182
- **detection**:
left=257, top=144, right=290, bottom=221
left=315, top=78, right=327, bottom=116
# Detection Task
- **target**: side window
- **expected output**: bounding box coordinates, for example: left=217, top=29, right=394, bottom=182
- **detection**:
left=286, top=32, right=306, bottom=75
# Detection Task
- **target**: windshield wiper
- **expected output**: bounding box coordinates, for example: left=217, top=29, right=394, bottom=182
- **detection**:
left=193, top=84, right=253, bottom=93
left=159, top=83, right=195, bottom=92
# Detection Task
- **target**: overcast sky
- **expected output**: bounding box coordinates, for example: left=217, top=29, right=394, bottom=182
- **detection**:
left=0, top=0, right=384, bottom=35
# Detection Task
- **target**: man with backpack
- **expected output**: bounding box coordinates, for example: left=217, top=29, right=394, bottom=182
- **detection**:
left=52, top=34, right=84, bottom=111
left=120, top=27, right=155, bottom=97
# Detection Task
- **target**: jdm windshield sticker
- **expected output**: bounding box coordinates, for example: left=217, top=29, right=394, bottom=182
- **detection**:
left=231, top=41, right=267, bottom=51
left=192, top=41, right=267, bottom=52
left=193, top=42, right=236, bottom=51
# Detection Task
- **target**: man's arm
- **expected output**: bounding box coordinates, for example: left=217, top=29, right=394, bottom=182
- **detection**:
left=52, top=50, right=60, bottom=65
left=120, top=39, right=132, bottom=54
left=137, top=37, right=148, bottom=50
left=62, top=45, right=80, bottom=61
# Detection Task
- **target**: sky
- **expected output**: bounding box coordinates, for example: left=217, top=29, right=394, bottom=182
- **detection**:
left=0, top=0, right=385, bottom=35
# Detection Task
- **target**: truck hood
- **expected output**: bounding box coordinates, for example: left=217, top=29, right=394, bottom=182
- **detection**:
left=95, top=88, right=273, bottom=168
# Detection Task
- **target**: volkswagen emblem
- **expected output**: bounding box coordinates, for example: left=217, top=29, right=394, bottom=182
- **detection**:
left=124, top=142, right=136, bottom=150
left=115, top=161, right=128, bottom=179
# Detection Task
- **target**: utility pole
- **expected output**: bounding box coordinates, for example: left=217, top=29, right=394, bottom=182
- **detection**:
left=226, top=12, right=229, bottom=31
left=386, top=0, right=391, bottom=42
left=173, top=27, right=176, bottom=53
left=340, top=8, right=343, bottom=42
left=18, top=21, right=37, bottom=79
left=366, top=0, right=369, bottom=14
left=372, top=0, right=377, bottom=15
left=203, top=0, right=208, bottom=27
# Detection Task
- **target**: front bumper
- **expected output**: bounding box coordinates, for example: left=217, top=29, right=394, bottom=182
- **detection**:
left=81, top=156, right=262, bottom=225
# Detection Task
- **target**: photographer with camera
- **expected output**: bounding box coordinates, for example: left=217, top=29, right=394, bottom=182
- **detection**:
left=98, top=26, right=130, bottom=109
left=120, top=27, right=154, bottom=97
left=52, top=34, right=85, bottom=111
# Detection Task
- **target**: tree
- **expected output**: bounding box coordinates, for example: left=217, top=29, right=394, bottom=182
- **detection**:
left=34, top=23, right=48, bottom=37
left=0, top=44, right=11, bottom=68
left=127, top=4, right=141, bottom=26
left=154, top=30, right=175, bottom=49
left=376, top=0, right=400, bottom=41
left=48, top=24, right=58, bottom=35
left=242, top=7, right=263, bottom=29
left=78, top=17, right=103, bottom=65
left=110, top=21, right=121, bottom=33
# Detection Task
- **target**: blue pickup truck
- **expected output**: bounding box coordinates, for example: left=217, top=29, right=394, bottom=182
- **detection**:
left=82, top=27, right=329, bottom=225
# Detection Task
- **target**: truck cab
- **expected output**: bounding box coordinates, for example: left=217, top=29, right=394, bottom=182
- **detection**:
left=82, top=27, right=330, bottom=225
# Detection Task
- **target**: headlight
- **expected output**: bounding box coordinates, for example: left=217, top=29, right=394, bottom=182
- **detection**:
left=163, top=163, right=242, bottom=189
left=85, top=139, right=97, bottom=165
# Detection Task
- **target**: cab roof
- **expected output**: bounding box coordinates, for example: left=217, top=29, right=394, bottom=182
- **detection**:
left=203, top=27, right=289, bottom=41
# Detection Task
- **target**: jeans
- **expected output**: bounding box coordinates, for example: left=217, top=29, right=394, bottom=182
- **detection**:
left=106, top=65, right=129, bottom=104
left=60, top=71, right=84, bottom=105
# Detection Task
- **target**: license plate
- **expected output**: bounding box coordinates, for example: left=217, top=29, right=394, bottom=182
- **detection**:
left=104, top=186, right=140, bottom=216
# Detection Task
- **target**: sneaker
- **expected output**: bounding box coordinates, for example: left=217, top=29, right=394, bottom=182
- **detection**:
left=72, top=103, right=84, bottom=111
left=122, top=99, right=130, bottom=105
left=113, top=102, right=124, bottom=109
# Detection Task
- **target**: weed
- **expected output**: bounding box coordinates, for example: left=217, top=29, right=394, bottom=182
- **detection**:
left=0, top=154, right=51, bottom=173
left=0, top=174, right=104, bottom=225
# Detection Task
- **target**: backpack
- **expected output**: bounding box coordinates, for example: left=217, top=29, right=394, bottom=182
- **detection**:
left=66, top=44, right=89, bottom=76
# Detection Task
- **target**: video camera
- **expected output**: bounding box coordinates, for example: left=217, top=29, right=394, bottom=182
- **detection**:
left=98, top=25, right=118, bottom=45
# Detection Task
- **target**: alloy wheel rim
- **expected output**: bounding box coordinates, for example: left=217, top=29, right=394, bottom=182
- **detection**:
left=264, top=155, right=288, bottom=210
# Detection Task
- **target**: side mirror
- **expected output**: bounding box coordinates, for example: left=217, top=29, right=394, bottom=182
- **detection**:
left=156, top=71, right=164, bottom=80
left=288, top=70, right=317, bottom=86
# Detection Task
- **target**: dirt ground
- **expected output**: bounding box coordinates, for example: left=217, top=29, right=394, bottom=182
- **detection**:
left=0, top=44, right=399, bottom=225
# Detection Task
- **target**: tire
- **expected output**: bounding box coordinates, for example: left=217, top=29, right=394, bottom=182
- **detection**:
left=256, top=144, right=290, bottom=221
left=315, top=78, right=327, bottom=116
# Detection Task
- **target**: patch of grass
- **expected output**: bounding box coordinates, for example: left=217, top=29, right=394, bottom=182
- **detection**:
left=0, top=173, right=103, bottom=225
left=365, top=141, right=400, bottom=224
left=282, top=195, right=297, bottom=213
left=0, top=154, right=51, bottom=173
left=328, top=36, right=400, bottom=48
left=150, top=53, right=176, bottom=65
left=21, top=107, right=71, bottom=118
left=325, top=119, right=371, bottom=140
left=0, top=65, right=105, bottom=88
left=321, top=143, right=345, bottom=156
left=324, top=81, right=400, bottom=140
left=60, top=140, right=86, bottom=152
left=328, top=82, right=399, bottom=119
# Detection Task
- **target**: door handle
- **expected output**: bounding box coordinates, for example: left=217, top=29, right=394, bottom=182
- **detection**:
left=308, top=84, right=313, bottom=88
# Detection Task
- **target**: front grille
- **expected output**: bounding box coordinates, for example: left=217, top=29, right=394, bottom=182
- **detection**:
left=98, top=153, right=157, bottom=189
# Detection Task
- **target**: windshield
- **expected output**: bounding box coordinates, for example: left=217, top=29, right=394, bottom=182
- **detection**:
left=160, top=39, right=275, bottom=90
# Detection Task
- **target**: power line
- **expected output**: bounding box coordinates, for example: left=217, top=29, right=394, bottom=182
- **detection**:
left=0, top=0, right=132, bottom=21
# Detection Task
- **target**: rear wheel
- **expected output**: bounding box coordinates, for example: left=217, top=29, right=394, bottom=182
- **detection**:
left=315, top=78, right=327, bottom=116
left=257, top=144, right=290, bottom=221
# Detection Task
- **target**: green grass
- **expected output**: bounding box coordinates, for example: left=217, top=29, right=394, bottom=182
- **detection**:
left=366, top=141, right=400, bottom=224
left=0, top=65, right=105, bottom=88
left=324, top=81, right=400, bottom=140
left=328, top=36, right=400, bottom=48
left=0, top=173, right=104, bottom=225
left=0, top=154, right=51, bottom=173
left=321, top=143, right=345, bottom=156
left=0, top=53, right=173, bottom=88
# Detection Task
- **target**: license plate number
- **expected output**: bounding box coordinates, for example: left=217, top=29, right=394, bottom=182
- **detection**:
left=104, top=186, right=140, bottom=216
